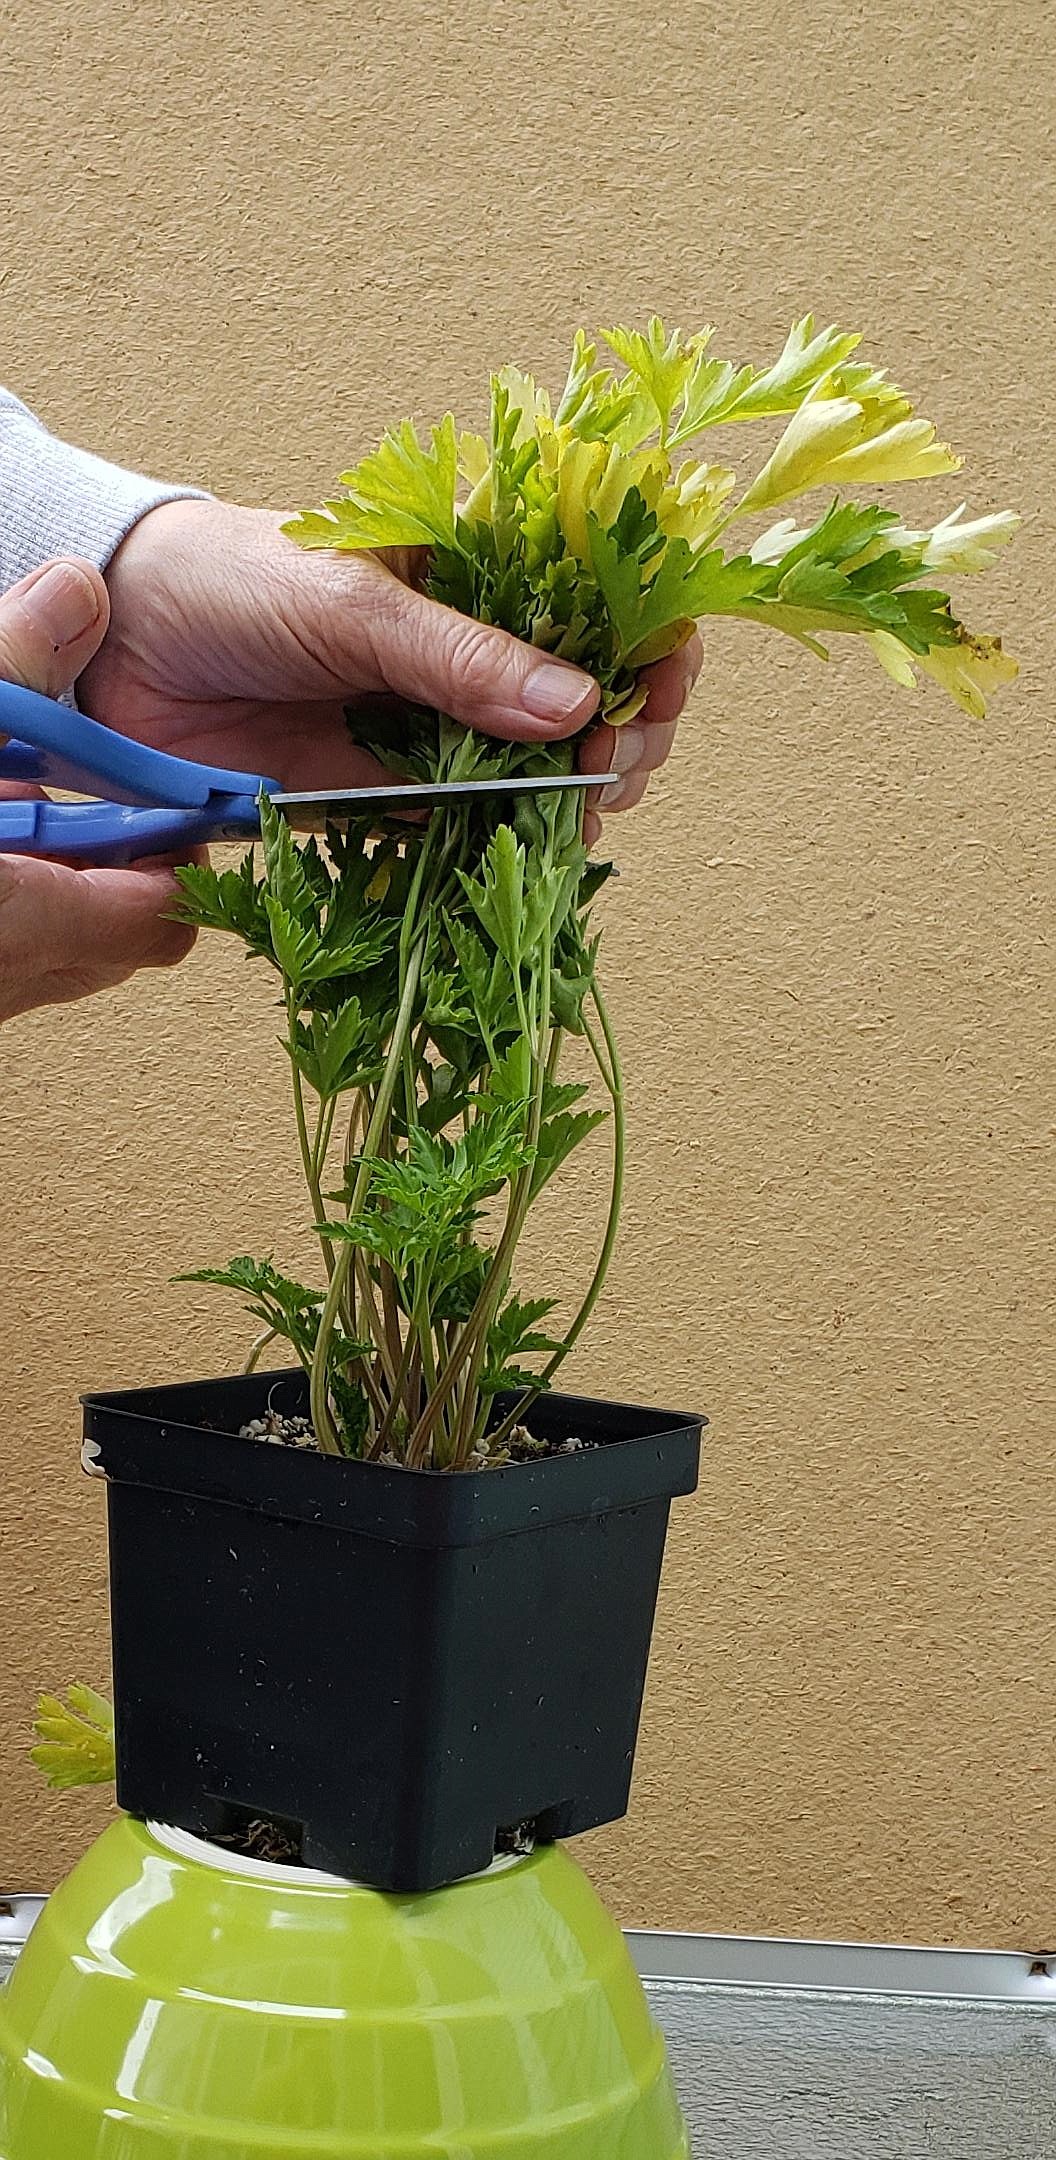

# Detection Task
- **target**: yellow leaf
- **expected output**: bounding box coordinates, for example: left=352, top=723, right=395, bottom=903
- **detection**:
left=592, top=447, right=667, bottom=529
left=458, top=432, right=490, bottom=487
left=887, top=504, right=1022, bottom=575
left=660, top=459, right=736, bottom=546
left=555, top=438, right=608, bottom=562
left=602, top=679, right=651, bottom=724
left=495, top=365, right=552, bottom=443
left=823, top=417, right=961, bottom=490
left=868, top=625, right=1019, bottom=715
left=919, top=629, right=1019, bottom=717
left=867, top=630, right=920, bottom=690
left=739, top=393, right=960, bottom=514
left=624, top=619, right=697, bottom=668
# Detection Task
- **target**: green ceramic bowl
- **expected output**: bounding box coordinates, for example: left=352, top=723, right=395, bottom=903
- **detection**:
left=0, top=1818, right=688, bottom=2158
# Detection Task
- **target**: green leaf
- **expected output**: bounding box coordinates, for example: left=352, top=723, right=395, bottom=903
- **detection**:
left=31, top=1686, right=116, bottom=1791
left=670, top=348, right=756, bottom=438
left=718, top=315, right=862, bottom=423
left=173, top=854, right=270, bottom=949
left=423, top=970, right=476, bottom=1033
left=289, top=998, right=379, bottom=1097
left=297, top=835, right=334, bottom=910
left=444, top=915, right=516, bottom=1056
left=479, top=1363, right=554, bottom=1398
left=176, top=1257, right=332, bottom=1363
left=530, top=1107, right=607, bottom=1200
left=322, top=1209, right=409, bottom=1272
left=285, top=416, right=460, bottom=553
left=481, top=1293, right=561, bottom=1395
left=301, top=912, right=396, bottom=989
left=480, top=1036, right=533, bottom=1109
left=601, top=317, right=696, bottom=443
left=329, top=1113, right=531, bottom=1287
left=522, top=850, right=586, bottom=954
left=430, top=1241, right=493, bottom=1320
left=486, top=378, right=544, bottom=561
left=260, top=793, right=319, bottom=924
left=331, top=1375, right=371, bottom=1459
left=417, top=1061, right=471, bottom=1136
left=541, top=1076, right=591, bottom=1118
left=264, top=896, right=321, bottom=985
left=549, top=919, right=601, bottom=1034
left=578, top=859, right=616, bottom=909
left=554, top=330, right=654, bottom=449
left=586, top=514, right=758, bottom=665
left=712, top=500, right=969, bottom=660
left=339, top=700, right=438, bottom=782
left=177, top=1257, right=324, bottom=1307
left=457, top=825, right=527, bottom=972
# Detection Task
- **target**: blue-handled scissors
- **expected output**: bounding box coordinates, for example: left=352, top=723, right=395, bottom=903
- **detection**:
left=0, top=681, right=619, bottom=866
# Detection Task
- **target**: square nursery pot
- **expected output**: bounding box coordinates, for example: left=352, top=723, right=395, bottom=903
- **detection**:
left=82, top=1368, right=704, bottom=1893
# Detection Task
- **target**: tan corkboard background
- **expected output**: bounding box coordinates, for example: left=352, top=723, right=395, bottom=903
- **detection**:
left=0, top=0, right=1053, bottom=1945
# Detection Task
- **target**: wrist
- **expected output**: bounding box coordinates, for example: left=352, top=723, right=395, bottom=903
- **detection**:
left=104, top=495, right=217, bottom=576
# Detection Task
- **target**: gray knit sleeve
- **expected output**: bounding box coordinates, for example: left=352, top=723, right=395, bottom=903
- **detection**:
left=0, top=388, right=211, bottom=588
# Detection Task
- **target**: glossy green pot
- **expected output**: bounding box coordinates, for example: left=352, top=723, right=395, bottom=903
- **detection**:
left=0, top=1818, right=688, bottom=2158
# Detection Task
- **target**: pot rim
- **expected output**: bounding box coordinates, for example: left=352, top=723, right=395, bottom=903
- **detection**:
left=85, top=1368, right=703, bottom=1545
left=145, top=1819, right=533, bottom=1890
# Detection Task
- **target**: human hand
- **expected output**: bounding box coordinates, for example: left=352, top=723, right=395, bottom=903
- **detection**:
left=79, top=500, right=700, bottom=842
left=0, top=560, right=196, bottom=1024
left=576, top=628, right=703, bottom=844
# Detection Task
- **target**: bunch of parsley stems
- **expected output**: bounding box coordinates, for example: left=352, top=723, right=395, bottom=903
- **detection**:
left=293, top=791, right=624, bottom=1469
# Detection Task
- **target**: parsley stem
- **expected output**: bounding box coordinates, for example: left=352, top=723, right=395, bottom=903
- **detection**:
left=288, top=989, right=334, bottom=1282
left=542, top=978, right=624, bottom=1381
left=243, top=1326, right=278, bottom=1375
left=310, top=944, right=425, bottom=1454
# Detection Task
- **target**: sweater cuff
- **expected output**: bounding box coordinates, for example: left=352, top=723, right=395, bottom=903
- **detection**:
left=0, top=391, right=212, bottom=590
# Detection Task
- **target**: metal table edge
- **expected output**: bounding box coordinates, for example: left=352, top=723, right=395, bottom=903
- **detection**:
left=625, top=1925, right=1056, bottom=2003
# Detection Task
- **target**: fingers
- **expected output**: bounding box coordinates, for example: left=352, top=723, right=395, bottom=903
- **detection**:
left=0, top=558, right=196, bottom=1024
left=638, top=630, right=704, bottom=729
left=341, top=553, right=601, bottom=743
left=578, top=711, right=677, bottom=792
left=580, top=633, right=703, bottom=824
left=0, top=558, right=110, bottom=699
left=0, top=854, right=195, bottom=1024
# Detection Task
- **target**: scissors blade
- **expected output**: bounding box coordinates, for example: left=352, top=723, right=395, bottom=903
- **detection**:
left=269, top=772, right=622, bottom=830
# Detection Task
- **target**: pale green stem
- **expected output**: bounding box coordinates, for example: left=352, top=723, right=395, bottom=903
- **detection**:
left=287, top=991, right=335, bottom=1283
left=312, top=1095, right=337, bottom=1182
left=310, top=947, right=424, bottom=1454
left=244, top=1326, right=279, bottom=1375
left=485, top=976, right=625, bottom=1452
left=371, top=1323, right=418, bottom=1460
left=354, top=1250, right=400, bottom=1394
left=541, top=978, right=624, bottom=1379
left=437, top=943, right=553, bottom=1469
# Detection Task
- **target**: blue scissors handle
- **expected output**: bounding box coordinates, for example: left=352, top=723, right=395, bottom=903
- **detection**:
left=0, top=678, right=276, bottom=864
left=0, top=679, right=270, bottom=806
left=0, top=797, right=264, bottom=863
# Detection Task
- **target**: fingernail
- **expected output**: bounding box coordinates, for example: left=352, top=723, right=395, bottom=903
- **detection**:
left=522, top=664, right=598, bottom=727
left=20, top=561, right=101, bottom=649
left=609, top=724, right=645, bottom=776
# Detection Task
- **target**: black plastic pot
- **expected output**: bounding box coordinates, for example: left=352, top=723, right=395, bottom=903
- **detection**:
left=83, top=1368, right=703, bottom=1893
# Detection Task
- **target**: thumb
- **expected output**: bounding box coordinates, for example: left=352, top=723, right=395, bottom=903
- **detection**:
left=0, top=558, right=110, bottom=699
left=363, top=558, right=600, bottom=743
